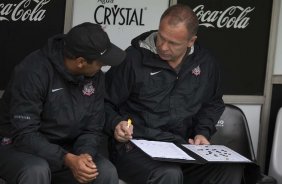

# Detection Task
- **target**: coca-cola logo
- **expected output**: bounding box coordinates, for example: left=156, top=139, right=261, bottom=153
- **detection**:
left=0, top=0, right=50, bottom=22
left=193, top=5, right=255, bottom=29
left=94, top=4, right=146, bottom=26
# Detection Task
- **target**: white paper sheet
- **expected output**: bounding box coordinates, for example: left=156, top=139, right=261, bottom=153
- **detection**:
left=131, top=139, right=195, bottom=160
left=182, top=144, right=252, bottom=162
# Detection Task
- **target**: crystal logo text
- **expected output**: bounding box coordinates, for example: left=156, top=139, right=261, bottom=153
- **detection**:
left=94, top=5, right=145, bottom=26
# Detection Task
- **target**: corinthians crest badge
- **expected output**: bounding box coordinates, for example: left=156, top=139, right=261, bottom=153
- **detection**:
left=82, top=81, right=95, bottom=96
left=192, top=65, right=201, bottom=76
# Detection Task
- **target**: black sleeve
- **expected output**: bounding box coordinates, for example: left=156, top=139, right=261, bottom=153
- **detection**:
left=10, top=63, right=67, bottom=169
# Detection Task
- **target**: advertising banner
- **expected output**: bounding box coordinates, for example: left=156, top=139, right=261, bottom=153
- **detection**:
left=0, top=0, right=66, bottom=90
left=72, top=0, right=169, bottom=50
left=178, top=0, right=273, bottom=95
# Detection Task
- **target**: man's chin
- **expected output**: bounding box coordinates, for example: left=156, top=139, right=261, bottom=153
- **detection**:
left=158, top=54, right=171, bottom=61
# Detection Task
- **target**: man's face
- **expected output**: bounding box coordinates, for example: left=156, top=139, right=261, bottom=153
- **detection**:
left=64, top=57, right=104, bottom=77
left=82, top=60, right=104, bottom=77
left=156, top=17, right=196, bottom=62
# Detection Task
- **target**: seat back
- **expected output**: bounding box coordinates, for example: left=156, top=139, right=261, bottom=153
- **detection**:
left=210, top=104, right=256, bottom=161
left=268, top=107, right=282, bottom=184
left=210, top=104, right=277, bottom=184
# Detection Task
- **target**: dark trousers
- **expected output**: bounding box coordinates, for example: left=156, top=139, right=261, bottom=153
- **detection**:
left=115, top=146, right=244, bottom=184
left=0, top=145, right=119, bottom=184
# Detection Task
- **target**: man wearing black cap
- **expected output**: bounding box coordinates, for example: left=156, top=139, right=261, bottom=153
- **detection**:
left=0, top=22, right=125, bottom=184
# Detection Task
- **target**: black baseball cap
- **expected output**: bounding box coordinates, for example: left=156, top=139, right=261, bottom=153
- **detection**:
left=64, top=22, right=126, bottom=66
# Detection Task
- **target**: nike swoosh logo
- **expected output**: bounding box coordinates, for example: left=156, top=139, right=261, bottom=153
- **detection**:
left=100, top=49, right=107, bottom=55
left=51, top=88, right=63, bottom=92
left=150, top=71, right=162, bottom=75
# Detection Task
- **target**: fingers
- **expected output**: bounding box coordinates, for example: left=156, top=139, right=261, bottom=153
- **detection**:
left=83, top=158, right=97, bottom=170
left=194, top=138, right=201, bottom=145
left=73, top=169, right=98, bottom=183
left=114, top=131, right=128, bottom=142
left=70, top=154, right=99, bottom=183
left=121, top=121, right=133, bottom=136
left=81, top=154, right=97, bottom=169
left=76, top=169, right=99, bottom=183
left=188, top=135, right=210, bottom=145
left=114, top=121, right=133, bottom=142
left=188, top=138, right=194, bottom=144
left=76, top=172, right=99, bottom=184
left=201, top=139, right=210, bottom=145
left=195, top=135, right=210, bottom=145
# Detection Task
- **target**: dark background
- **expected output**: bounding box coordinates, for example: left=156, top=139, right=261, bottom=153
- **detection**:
left=178, top=0, right=273, bottom=95
left=0, top=0, right=66, bottom=90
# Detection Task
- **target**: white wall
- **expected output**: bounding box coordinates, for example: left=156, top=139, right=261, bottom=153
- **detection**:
left=273, top=1, right=282, bottom=75
left=235, top=105, right=261, bottom=158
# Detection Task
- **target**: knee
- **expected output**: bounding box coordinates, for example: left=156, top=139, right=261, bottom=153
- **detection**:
left=162, top=167, right=183, bottom=179
left=99, top=161, right=118, bottom=178
left=151, top=166, right=183, bottom=183
left=96, top=158, right=118, bottom=183
left=214, top=163, right=244, bottom=183
left=18, top=158, right=50, bottom=180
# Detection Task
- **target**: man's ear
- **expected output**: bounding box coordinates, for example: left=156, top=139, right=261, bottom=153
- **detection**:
left=187, top=35, right=197, bottom=48
left=76, top=57, right=87, bottom=68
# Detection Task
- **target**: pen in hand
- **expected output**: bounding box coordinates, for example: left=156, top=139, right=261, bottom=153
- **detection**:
left=115, top=119, right=133, bottom=142
left=127, top=118, right=132, bottom=128
left=126, top=118, right=133, bottom=140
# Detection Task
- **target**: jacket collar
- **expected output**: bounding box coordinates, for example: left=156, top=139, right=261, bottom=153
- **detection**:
left=135, top=31, right=196, bottom=70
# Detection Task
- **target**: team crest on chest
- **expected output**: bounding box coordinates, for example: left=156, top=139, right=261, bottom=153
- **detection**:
left=192, top=65, right=201, bottom=76
left=82, top=81, right=95, bottom=96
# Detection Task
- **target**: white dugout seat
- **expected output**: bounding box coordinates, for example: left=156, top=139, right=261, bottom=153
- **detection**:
left=268, top=107, right=282, bottom=184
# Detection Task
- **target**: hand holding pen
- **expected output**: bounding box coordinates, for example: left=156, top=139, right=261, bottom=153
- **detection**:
left=114, top=118, right=133, bottom=142
left=127, top=118, right=132, bottom=128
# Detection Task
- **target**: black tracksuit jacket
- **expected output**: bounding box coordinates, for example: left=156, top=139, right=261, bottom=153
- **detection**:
left=105, top=31, right=225, bottom=145
left=0, top=35, right=105, bottom=170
